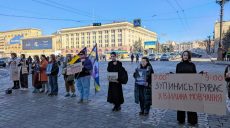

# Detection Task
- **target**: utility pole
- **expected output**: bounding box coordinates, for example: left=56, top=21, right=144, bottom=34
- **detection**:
left=207, top=36, right=211, bottom=54
left=216, top=0, right=229, bottom=60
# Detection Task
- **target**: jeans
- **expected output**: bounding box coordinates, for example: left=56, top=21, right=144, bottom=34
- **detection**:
left=49, top=75, right=58, bottom=94
left=76, top=76, right=90, bottom=101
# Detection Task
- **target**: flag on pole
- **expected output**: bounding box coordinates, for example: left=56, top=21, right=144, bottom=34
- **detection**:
left=88, top=44, right=100, bottom=92
left=68, top=47, right=87, bottom=64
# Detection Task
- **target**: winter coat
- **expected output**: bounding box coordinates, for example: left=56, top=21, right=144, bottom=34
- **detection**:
left=134, top=64, right=154, bottom=105
left=75, top=57, right=93, bottom=78
left=9, top=57, right=20, bottom=81
left=40, top=60, right=48, bottom=82
left=107, top=61, right=124, bottom=105
left=176, top=61, right=197, bottom=73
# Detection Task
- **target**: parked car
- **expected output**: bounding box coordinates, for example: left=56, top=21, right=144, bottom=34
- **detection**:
left=148, top=54, right=156, bottom=61
left=156, top=53, right=162, bottom=60
left=160, top=54, right=170, bottom=61
left=192, top=52, right=202, bottom=58
left=0, top=60, right=6, bottom=67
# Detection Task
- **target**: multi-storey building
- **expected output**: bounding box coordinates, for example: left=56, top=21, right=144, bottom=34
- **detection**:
left=57, top=22, right=157, bottom=55
left=0, top=28, right=42, bottom=57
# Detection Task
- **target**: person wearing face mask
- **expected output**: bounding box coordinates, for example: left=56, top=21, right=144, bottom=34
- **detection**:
left=134, top=57, right=154, bottom=116
left=107, top=52, right=124, bottom=111
left=176, top=50, right=197, bottom=126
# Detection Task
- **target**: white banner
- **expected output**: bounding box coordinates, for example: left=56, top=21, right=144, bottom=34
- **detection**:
left=67, top=62, right=83, bottom=75
left=152, top=73, right=226, bottom=115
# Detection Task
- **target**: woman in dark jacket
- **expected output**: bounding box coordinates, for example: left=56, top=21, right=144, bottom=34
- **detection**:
left=176, top=50, right=197, bottom=126
left=107, top=52, right=124, bottom=111
left=134, top=57, right=154, bottom=116
left=48, top=54, right=59, bottom=96
left=18, top=54, right=29, bottom=90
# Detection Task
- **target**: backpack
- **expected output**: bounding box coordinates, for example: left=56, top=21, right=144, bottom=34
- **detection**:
left=119, top=67, right=128, bottom=84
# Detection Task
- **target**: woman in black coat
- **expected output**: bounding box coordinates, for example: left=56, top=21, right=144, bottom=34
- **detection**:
left=176, top=50, right=197, bottom=126
left=134, top=57, right=154, bottom=116
left=107, top=52, right=124, bottom=111
left=224, top=65, right=230, bottom=99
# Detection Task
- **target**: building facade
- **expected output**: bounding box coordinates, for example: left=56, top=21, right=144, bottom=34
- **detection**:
left=0, top=28, right=42, bottom=57
left=214, top=21, right=230, bottom=39
left=57, top=22, right=157, bottom=55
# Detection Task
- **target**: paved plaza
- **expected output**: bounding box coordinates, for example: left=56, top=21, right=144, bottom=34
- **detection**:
left=0, top=61, right=229, bottom=128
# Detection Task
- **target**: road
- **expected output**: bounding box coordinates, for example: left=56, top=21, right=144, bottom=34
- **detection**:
left=0, top=61, right=229, bottom=128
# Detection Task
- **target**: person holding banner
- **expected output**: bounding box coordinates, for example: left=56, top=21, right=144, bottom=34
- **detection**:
left=18, top=54, right=29, bottom=90
left=176, top=50, right=197, bottom=126
left=134, top=57, right=154, bottom=116
left=31, top=55, right=41, bottom=93
left=75, top=51, right=92, bottom=103
left=48, top=54, right=59, bottom=96
left=62, top=54, right=76, bottom=97
left=107, top=52, right=124, bottom=111
left=224, top=65, right=230, bottom=99
left=9, top=53, right=20, bottom=89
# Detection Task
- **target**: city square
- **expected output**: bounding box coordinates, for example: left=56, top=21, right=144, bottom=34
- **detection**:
left=0, top=61, right=230, bottom=128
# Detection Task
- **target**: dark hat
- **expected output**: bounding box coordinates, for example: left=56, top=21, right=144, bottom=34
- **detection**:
left=79, top=50, right=86, bottom=55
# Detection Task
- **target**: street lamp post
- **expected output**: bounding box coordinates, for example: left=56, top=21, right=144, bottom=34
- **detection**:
left=216, top=0, right=229, bottom=60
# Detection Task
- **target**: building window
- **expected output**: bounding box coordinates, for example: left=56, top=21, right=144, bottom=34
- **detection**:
left=105, top=30, right=109, bottom=34
left=111, top=44, right=115, bottom=47
left=98, top=31, right=102, bottom=34
left=118, top=39, right=122, bottom=42
left=111, top=30, right=115, bottom=33
left=118, top=29, right=122, bottom=32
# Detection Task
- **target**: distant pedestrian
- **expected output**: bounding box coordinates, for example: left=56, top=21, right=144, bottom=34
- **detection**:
left=62, top=54, right=76, bottom=97
left=131, top=54, right=134, bottom=63
left=31, top=55, right=41, bottom=93
left=133, top=57, right=154, bottom=116
left=9, top=53, right=20, bottom=89
left=40, top=55, right=49, bottom=93
left=176, top=50, right=198, bottom=126
left=18, top=54, right=29, bottom=90
left=27, top=56, right=33, bottom=64
left=107, top=52, right=125, bottom=111
left=75, top=51, right=93, bottom=103
left=48, top=54, right=59, bottom=96
left=224, top=65, right=230, bottom=99
left=136, top=54, right=139, bottom=63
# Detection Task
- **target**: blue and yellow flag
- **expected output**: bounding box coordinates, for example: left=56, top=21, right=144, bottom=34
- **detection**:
left=69, top=47, right=87, bottom=64
left=88, top=44, right=100, bottom=92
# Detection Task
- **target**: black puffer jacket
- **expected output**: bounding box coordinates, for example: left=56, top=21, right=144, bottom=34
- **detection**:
left=176, top=60, right=197, bottom=73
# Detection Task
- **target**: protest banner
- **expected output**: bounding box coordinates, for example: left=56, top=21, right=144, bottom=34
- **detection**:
left=67, top=62, right=83, bottom=75
left=135, top=69, right=147, bottom=86
left=152, top=73, right=226, bottom=115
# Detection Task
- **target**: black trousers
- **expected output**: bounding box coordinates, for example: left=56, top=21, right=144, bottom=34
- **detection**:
left=177, top=111, right=197, bottom=125
left=13, top=81, right=20, bottom=88
left=20, top=74, right=28, bottom=88
left=227, top=82, right=230, bottom=99
left=139, top=86, right=150, bottom=113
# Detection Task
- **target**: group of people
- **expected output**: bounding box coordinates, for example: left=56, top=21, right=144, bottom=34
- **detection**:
left=8, top=50, right=93, bottom=103
left=131, top=53, right=140, bottom=63
left=7, top=50, right=230, bottom=127
left=108, top=51, right=199, bottom=126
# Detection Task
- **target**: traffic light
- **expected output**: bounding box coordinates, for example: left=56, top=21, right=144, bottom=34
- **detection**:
left=93, top=23, right=101, bottom=26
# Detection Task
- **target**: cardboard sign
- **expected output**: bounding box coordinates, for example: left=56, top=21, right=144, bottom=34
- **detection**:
left=67, top=62, right=83, bottom=75
left=107, top=72, right=118, bottom=82
left=152, top=73, right=226, bottom=115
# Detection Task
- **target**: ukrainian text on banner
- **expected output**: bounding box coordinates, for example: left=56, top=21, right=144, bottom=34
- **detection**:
left=67, top=62, right=83, bottom=75
left=152, top=74, right=226, bottom=115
